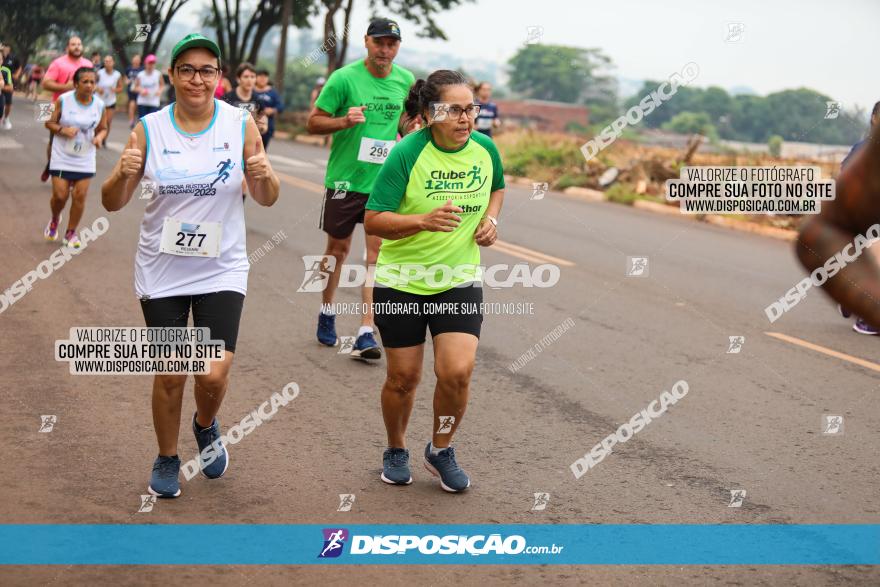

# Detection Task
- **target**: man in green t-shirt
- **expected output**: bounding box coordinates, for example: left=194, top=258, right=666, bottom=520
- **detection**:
left=306, top=17, right=417, bottom=360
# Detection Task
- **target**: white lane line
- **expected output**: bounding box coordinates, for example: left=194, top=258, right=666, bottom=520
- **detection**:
left=104, top=141, right=123, bottom=153
left=0, top=136, right=23, bottom=149
left=269, top=154, right=317, bottom=168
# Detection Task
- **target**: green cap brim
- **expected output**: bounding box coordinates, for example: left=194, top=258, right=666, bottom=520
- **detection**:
left=172, top=36, right=222, bottom=62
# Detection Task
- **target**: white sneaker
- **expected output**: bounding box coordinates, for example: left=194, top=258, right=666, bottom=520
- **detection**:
left=2, top=118, right=11, bottom=130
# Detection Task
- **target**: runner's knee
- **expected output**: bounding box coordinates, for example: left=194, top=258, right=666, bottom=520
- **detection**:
left=434, top=362, right=473, bottom=390
left=385, top=369, right=421, bottom=394
left=154, top=374, right=186, bottom=395
left=194, top=372, right=229, bottom=397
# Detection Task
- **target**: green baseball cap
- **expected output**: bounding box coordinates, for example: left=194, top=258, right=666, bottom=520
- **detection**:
left=171, top=33, right=222, bottom=63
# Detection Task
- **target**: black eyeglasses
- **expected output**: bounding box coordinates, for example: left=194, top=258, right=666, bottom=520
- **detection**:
left=176, top=64, right=219, bottom=82
left=435, top=104, right=481, bottom=120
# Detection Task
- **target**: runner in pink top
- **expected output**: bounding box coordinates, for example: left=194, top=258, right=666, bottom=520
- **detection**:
left=43, top=37, right=93, bottom=101
left=40, top=36, right=93, bottom=182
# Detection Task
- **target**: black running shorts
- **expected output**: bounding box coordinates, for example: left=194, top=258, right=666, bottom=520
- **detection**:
left=139, top=291, right=245, bottom=353
left=373, top=284, right=483, bottom=348
left=319, top=188, right=369, bottom=239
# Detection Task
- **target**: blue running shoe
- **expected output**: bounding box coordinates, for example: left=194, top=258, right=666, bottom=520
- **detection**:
left=148, top=455, right=181, bottom=498
left=192, top=413, right=229, bottom=479
left=351, top=331, right=381, bottom=360
left=381, top=447, right=413, bottom=485
left=853, top=318, right=879, bottom=335
left=317, top=313, right=337, bottom=346
left=424, top=443, right=470, bottom=493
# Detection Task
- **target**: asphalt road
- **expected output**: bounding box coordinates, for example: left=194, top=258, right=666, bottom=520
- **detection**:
left=0, top=101, right=877, bottom=585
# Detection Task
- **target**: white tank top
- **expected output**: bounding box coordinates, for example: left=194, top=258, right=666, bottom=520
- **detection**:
left=96, top=68, right=121, bottom=106
left=136, top=69, right=162, bottom=107
left=135, top=99, right=248, bottom=299
left=49, top=91, right=105, bottom=174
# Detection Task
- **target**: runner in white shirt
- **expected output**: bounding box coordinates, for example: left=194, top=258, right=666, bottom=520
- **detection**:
left=96, top=55, right=123, bottom=147
left=43, top=66, right=107, bottom=248
left=133, top=54, right=163, bottom=119
left=101, top=34, right=280, bottom=499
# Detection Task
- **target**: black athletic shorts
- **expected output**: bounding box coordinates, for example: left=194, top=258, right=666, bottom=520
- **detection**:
left=319, top=188, right=369, bottom=239
left=139, top=291, right=245, bottom=353
left=373, top=284, right=483, bottom=348
left=2, top=90, right=11, bottom=105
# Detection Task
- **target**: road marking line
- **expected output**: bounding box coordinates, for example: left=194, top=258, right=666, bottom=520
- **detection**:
left=269, top=154, right=317, bottom=168
left=275, top=170, right=325, bottom=194
left=492, top=240, right=575, bottom=266
left=0, top=137, right=23, bottom=149
left=105, top=141, right=122, bottom=152
left=765, top=331, right=880, bottom=373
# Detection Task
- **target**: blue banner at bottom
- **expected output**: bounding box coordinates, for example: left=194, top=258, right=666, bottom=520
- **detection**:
left=1, top=524, right=877, bottom=565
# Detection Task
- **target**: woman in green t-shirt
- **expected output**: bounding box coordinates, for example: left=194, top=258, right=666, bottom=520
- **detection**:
left=365, top=70, right=505, bottom=493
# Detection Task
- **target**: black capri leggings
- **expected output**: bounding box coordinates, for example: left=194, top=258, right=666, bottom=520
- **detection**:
left=139, top=291, right=245, bottom=353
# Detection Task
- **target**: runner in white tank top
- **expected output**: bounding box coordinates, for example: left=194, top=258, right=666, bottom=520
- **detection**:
left=100, top=34, right=280, bottom=499
left=43, top=66, right=108, bottom=249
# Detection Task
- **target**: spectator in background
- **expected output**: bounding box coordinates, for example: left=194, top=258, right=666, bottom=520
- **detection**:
left=125, top=54, right=143, bottom=129
left=254, top=68, right=283, bottom=150
left=214, top=63, right=232, bottom=98
left=90, top=51, right=102, bottom=69
left=27, top=62, right=43, bottom=100
left=1, top=42, right=21, bottom=130
left=473, top=81, right=500, bottom=138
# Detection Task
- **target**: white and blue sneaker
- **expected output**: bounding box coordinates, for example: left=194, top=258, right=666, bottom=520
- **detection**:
left=192, top=413, right=229, bottom=479
left=148, top=455, right=182, bottom=498
left=351, top=331, right=381, bottom=360
left=424, top=443, right=470, bottom=493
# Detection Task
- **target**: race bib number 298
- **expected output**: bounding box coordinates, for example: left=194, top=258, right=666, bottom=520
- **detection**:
left=159, top=218, right=222, bottom=257
left=357, top=137, right=395, bottom=164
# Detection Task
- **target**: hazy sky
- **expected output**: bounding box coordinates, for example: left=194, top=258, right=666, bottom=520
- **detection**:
left=183, top=0, right=877, bottom=111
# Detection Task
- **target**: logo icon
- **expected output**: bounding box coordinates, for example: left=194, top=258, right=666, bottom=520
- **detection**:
left=436, top=415, right=456, bottom=434
left=337, top=494, right=356, bottom=512
left=180, top=222, right=200, bottom=233
left=35, top=102, right=55, bottom=122
left=824, top=101, right=841, bottom=120
left=531, top=492, right=550, bottom=511
left=338, top=336, right=355, bottom=354
left=332, top=181, right=349, bottom=200
left=728, top=489, right=746, bottom=508
left=138, top=494, right=157, bottom=513
left=139, top=180, right=157, bottom=200
left=429, top=102, right=450, bottom=123
left=531, top=182, right=548, bottom=201
left=318, top=528, right=348, bottom=558
left=822, top=414, right=844, bottom=435
left=236, top=104, right=254, bottom=121
left=132, top=24, right=151, bottom=43
left=297, top=255, right=336, bottom=292
left=38, top=415, right=57, bottom=433
left=727, top=336, right=745, bottom=353
left=626, top=256, right=649, bottom=277
left=526, top=25, right=544, bottom=45
left=211, top=159, right=234, bottom=186
left=725, top=22, right=745, bottom=43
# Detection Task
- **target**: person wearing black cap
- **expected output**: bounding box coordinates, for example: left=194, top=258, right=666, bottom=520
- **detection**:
left=306, top=17, right=417, bottom=360
left=101, top=33, right=280, bottom=499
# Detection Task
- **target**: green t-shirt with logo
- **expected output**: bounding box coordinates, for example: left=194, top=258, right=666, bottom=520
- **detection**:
left=367, top=127, right=505, bottom=295
left=315, top=60, right=414, bottom=194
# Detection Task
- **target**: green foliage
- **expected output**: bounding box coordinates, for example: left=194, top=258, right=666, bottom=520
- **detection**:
left=604, top=184, right=638, bottom=205
left=508, top=44, right=617, bottom=109
left=768, top=135, right=783, bottom=157
left=623, top=82, right=865, bottom=145
left=500, top=134, right=584, bottom=178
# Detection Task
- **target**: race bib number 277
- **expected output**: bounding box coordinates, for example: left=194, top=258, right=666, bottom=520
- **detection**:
left=159, top=218, right=222, bottom=257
